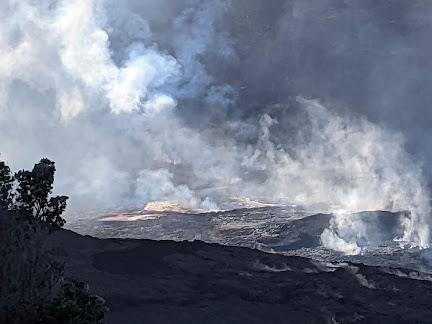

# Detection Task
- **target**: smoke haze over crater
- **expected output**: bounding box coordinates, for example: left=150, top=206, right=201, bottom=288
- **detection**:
left=1, top=0, right=431, bottom=247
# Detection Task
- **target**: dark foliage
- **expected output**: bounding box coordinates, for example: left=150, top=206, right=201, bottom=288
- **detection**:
left=0, top=157, right=107, bottom=323
left=0, top=209, right=64, bottom=322
left=33, top=280, right=108, bottom=324
left=1, top=158, right=68, bottom=228
left=0, top=161, right=12, bottom=209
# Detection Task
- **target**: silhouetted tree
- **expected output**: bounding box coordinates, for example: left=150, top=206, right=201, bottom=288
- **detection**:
left=0, top=160, right=12, bottom=209
left=7, top=158, right=68, bottom=228
left=32, top=280, right=108, bottom=324
left=0, top=157, right=107, bottom=323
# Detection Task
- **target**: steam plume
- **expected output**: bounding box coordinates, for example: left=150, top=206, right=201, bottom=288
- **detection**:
left=1, top=0, right=431, bottom=249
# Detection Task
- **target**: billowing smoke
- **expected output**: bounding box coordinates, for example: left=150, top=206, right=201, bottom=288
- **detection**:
left=1, top=0, right=431, bottom=249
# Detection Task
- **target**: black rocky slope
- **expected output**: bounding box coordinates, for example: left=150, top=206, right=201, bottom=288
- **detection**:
left=46, top=229, right=432, bottom=324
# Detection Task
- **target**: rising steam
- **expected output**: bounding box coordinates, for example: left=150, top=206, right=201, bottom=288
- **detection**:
left=0, top=0, right=430, bottom=249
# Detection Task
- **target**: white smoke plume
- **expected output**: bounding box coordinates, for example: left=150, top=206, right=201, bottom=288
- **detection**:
left=0, top=0, right=430, bottom=249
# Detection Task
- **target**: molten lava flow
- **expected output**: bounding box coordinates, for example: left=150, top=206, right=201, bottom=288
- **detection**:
left=144, top=201, right=201, bottom=214
left=99, top=213, right=162, bottom=222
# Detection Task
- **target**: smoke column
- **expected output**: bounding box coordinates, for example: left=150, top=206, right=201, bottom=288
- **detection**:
left=1, top=0, right=431, bottom=250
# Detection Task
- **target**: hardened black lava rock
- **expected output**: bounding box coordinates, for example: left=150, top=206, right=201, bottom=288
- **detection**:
left=46, top=228, right=432, bottom=324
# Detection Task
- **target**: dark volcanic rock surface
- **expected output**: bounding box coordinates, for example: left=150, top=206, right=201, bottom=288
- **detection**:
left=65, top=208, right=407, bottom=252
left=67, top=208, right=432, bottom=274
left=46, top=229, right=432, bottom=324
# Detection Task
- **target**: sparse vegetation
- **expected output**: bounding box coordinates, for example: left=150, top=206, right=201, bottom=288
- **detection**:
left=0, top=157, right=107, bottom=323
left=0, top=158, right=67, bottom=228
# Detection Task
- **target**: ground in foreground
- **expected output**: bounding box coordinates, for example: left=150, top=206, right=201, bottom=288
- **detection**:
left=46, top=229, right=432, bottom=324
